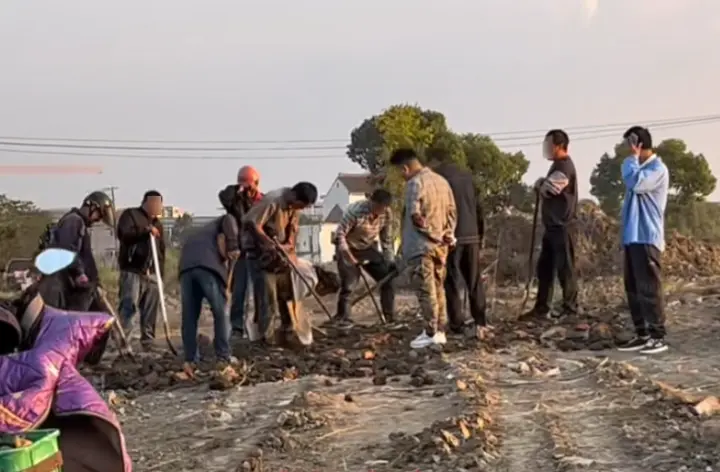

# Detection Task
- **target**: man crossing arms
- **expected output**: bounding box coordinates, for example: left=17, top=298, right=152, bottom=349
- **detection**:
left=616, top=126, right=670, bottom=354
left=334, top=188, right=396, bottom=326
left=522, top=129, right=579, bottom=320
left=389, top=148, right=457, bottom=349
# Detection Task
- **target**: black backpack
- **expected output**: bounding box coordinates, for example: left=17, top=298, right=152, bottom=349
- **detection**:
left=37, top=222, right=58, bottom=252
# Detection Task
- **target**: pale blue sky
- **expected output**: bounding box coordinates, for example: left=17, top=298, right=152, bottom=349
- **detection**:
left=1, top=0, right=719, bottom=215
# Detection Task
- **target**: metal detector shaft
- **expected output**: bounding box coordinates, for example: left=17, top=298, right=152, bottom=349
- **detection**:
left=150, top=235, right=179, bottom=356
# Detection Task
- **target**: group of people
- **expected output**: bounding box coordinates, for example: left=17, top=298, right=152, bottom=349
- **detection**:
left=36, top=124, right=671, bottom=372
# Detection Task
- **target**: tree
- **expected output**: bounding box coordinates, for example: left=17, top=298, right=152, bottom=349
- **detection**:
left=346, top=105, right=530, bottom=221
left=656, top=139, right=716, bottom=204
left=460, top=134, right=529, bottom=212
left=0, top=195, right=52, bottom=268
left=171, top=213, right=194, bottom=247
left=589, top=143, right=628, bottom=216
left=346, top=104, right=452, bottom=173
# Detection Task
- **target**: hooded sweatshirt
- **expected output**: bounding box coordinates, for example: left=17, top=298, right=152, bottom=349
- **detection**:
left=621, top=154, right=669, bottom=252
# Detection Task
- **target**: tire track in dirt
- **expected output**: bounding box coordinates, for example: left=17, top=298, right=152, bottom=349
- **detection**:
left=479, top=352, right=650, bottom=472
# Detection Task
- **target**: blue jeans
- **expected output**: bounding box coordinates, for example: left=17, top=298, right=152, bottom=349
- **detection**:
left=180, top=268, right=230, bottom=362
left=230, top=257, right=268, bottom=332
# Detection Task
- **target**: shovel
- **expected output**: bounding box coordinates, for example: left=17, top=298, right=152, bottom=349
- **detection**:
left=519, top=192, right=541, bottom=314
left=150, top=235, right=179, bottom=356
left=96, top=287, right=136, bottom=362
left=356, top=261, right=386, bottom=325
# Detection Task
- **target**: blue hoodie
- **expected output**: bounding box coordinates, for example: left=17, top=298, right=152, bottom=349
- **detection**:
left=621, top=154, right=669, bottom=251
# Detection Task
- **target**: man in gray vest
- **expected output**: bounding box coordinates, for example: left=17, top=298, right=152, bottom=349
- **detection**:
left=178, top=214, right=240, bottom=369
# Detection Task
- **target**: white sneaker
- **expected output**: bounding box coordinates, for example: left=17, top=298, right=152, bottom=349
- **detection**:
left=410, top=331, right=434, bottom=349
left=410, top=331, right=447, bottom=349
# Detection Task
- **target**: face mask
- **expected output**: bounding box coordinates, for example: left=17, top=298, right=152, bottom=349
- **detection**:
left=542, top=141, right=553, bottom=160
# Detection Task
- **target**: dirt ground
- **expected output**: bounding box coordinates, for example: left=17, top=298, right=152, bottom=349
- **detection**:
left=83, top=276, right=720, bottom=472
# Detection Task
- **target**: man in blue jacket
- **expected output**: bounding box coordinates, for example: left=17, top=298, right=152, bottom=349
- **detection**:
left=616, top=126, right=670, bottom=354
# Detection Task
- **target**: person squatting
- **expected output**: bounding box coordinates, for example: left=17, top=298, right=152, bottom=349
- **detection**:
left=46, top=126, right=666, bottom=368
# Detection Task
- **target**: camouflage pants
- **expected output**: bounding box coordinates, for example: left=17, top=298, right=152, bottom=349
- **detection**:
left=407, top=246, right=449, bottom=334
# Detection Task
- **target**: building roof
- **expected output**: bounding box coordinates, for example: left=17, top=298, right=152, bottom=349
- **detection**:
left=337, top=173, right=372, bottom=195
left=324, top=204, right=344, bottom=224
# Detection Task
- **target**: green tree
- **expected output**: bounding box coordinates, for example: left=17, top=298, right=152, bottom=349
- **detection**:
left=347, top=105, right=530, bottom=221
left=346, top=104, right=452, bottom=173
left=656, top=139, right=716, bottom=204
left=460, top=133, right=529, bottom=212
left=0, top=195, right=52, bottom=268
left=589, top=142, right=629, bottom=216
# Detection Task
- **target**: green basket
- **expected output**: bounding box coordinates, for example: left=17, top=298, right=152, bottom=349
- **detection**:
left=0, top=430, right=62, bottom=472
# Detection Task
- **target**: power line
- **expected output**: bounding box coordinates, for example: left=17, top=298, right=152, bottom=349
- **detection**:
left=1, top=113, right=718, bottom=145
left=0, top=149, right=344, bottom=160
left=0, top=116, right=717, bottom=161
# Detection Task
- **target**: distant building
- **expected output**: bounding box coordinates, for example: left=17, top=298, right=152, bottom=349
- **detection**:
left=296, top=172, right=375, bottom=263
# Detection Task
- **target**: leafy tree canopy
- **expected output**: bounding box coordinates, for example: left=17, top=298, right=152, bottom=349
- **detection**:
left=0, top=195, right=52, bottom=268
left=346, top=104, right=530, bottom=216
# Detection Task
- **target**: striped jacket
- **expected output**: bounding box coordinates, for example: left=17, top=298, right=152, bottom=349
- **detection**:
left=334, top=200, right=393, bottom=258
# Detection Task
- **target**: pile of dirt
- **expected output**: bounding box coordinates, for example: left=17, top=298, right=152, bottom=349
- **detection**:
left=85, top=321, right=479, bottom=394
left=484, top=204, right=720, bottom=281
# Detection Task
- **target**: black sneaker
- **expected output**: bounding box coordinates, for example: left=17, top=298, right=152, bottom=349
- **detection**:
left=518, top=309, right=548, bottom=322
left=639, top=338, right=668, bottom=354
left=617, top=336, right=649, bottom=352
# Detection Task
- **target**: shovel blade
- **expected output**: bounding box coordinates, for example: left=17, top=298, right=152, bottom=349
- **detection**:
left=245, top=314, right=261, bottom=342
left=287, top=300, right=313, bottom=346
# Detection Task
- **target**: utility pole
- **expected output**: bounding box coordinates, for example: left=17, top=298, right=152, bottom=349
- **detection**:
left=103, top=186, right=120, bottom=266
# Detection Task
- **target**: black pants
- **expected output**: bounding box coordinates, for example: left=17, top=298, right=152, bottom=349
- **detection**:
left=336, top=247, right=394, bottom=320
left=534, top=227, right=578, bottom=315
left=624, top=244, right=665, bottom=339
left=38, top=273, right=103, bottom=312
left=445, top=243, right=486, bottom=329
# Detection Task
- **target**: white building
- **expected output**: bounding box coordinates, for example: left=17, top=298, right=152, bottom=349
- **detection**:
left=297, top=173, right=373, bottom=263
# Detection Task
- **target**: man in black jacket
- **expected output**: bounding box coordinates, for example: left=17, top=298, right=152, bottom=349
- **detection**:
left=432, top=161, right=488, bottom=339
left=218, top=166, right=264, bottom=336
left=38, top=190, right=116, bottom=312
left=116, top=190, right=165, bottom=350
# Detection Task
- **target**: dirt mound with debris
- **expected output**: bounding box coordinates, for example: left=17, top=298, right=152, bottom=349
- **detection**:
left=84, top=320, right=481, bottom=394
left=484, top=204, right=720, bottom=281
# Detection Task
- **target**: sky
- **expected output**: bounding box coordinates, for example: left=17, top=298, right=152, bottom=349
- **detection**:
left=1, top=0, right=719, bottom=215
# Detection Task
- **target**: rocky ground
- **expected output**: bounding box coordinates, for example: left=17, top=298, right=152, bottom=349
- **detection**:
left=83, top=276, right=720, bottom=472
left=78, top=204, right=720, bottom=471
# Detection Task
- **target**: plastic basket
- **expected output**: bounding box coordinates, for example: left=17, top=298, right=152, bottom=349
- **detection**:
left=0, top=429, right=62, bottom=472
